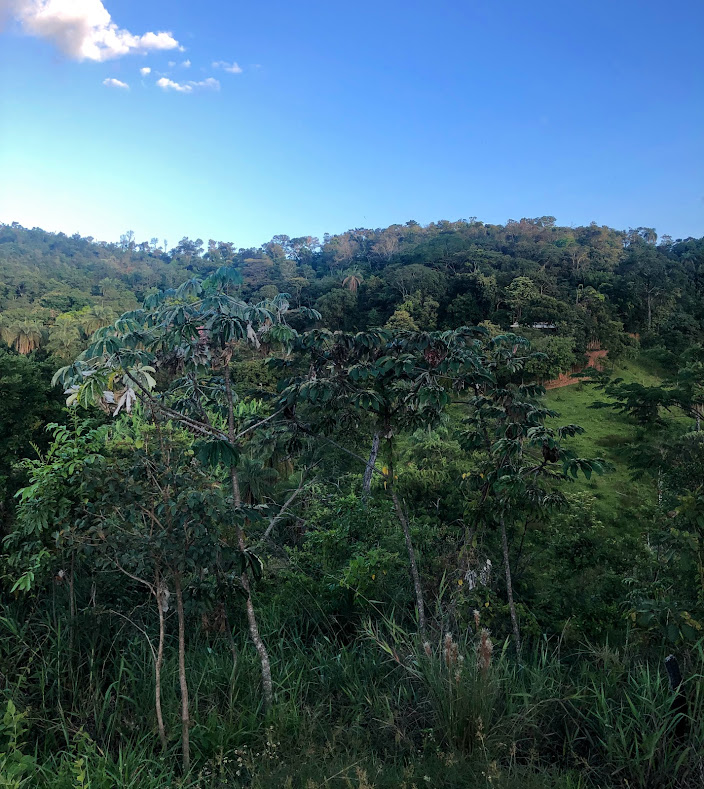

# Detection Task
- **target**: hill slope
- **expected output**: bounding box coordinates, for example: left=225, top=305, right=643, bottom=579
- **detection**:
left=1, top=219, right=703, bottom=370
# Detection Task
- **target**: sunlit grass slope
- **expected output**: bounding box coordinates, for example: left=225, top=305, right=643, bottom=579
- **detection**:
left=545, top=357, right=668, bottom=516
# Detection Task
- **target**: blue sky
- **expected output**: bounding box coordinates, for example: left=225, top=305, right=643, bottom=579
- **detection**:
left=0, top=0, right=702, bottom=248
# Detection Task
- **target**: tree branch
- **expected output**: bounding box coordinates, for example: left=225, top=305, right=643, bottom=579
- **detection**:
left=255, top=468, right=317, bottom=550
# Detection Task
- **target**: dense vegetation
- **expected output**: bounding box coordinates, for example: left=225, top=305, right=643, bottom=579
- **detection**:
left=3, top=218, right=704, bottom=363
left=1, top=218, right=703, bottom=787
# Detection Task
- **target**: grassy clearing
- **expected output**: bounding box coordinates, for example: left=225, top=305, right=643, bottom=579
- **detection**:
left=545, top=357, right=671, bottom=517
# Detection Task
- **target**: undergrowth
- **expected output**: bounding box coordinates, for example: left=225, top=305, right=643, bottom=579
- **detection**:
left=1, top=605, right=702, bottom=788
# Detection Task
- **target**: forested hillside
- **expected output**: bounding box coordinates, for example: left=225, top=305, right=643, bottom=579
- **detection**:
left=3, top=218, right=704, bottom=367
left=1, top=217, right=704, bottom=787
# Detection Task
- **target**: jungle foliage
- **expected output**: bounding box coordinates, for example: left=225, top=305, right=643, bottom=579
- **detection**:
left=1, top=217, right=704, bottom=787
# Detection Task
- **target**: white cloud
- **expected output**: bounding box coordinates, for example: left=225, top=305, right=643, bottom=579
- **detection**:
left=181, top=59, right=191, bottom=68
left=195, top=77, right=220, bottom=90
left=156, top=76, right=191, bottom=93
left=140, top=66, right=151, bottom=76
left=156, top=76, right=220, bottom=94
left=212, top=60, right=243, bottom=74
left=103, top=77, right=129, bottom=89
left=4, top=0, right=181, bottom=62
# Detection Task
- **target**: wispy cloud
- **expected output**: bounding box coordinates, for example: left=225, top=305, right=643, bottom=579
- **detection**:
left=196, top=77, right=220, bottom=90
left=156, top=76, right=220, bottom=94
left=181, top=59, right=191, bottom=68
left=212, top=60, right=243, bottom=74
left=140, top=66, right=151, bottom=76
left=103, top=77, right=129, bottom=89
left=156, top=76, right=190, bottom=93
left=4, top=0, right=182, bottom=62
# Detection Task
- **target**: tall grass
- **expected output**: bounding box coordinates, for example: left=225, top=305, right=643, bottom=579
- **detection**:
left=362, top=617, right=704, bottom=788
left=1, top=602, right=703, bottom=787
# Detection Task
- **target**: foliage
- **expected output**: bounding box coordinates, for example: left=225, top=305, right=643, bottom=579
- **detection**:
left=2, top=219, right=704, bottom=786
left=0, top=349, right=66, bottom=533
left=0, top=701, right=36, bottom=788
left=523, top=334, right=578, bottom=381
left=3, top=219, right=704, bottom=368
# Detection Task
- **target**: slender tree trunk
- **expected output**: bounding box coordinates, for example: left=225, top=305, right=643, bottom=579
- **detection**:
left=362, top=432, right=380, bottom=499
left=155, top=578, right=167, bottom=752
left=173, top=572, right=190, bottom=771
left=242, top=574, right=273, bottom=709
left=657, top=468, right=664, bottom=507
left=69, top=554, right=76, bottom=620
left=217, top=547, right=239, bottom=679
left=386, top=434, right=427, bottom=640
left=500, top=516, right=521, bottom=654
left=647, top=290, right=653, bottom=331
left=221, top=588, right=238, bottom=670
left=224, top=364, right=273, bottom=711
left=68, top=553, right=76, bottom=654
left=390, top=487, right=427, bottom=641
left=222, top=604, right=239, bottom=705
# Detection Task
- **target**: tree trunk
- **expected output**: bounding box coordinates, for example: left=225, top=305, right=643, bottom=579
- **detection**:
left=224, top=364, right=273, bottom=712
left=222, top=601, right=238, bottom=669
left=500, top=516, right=521, bottom=654
left=69, top=554, right=76, bottom=620
left=362, top=432, right=380, bottom=499
left=68, top=553, right=76, bottom=654
left=647, top=289, right=653, bottom=331
left=386, top=435, right=427, bottom=640
left=390, top=488, right=427, bottom=641
left=242, top=575, right=273, bottom=709
left=657, top=468, right=664, bottom=507
left=173, top=572, right=190, bottom=771
left=155, top=578, right=167, bottom=752
left=222, top=604, right=239, bottom=706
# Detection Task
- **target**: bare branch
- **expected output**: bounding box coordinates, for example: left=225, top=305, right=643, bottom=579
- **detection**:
left=255, top=466, right=318, bottom=550
left=103, top=608, right=157, bottom=663
left=109, top=555, right=156, bottom=596
left=293, top=420, right=386, bottom=478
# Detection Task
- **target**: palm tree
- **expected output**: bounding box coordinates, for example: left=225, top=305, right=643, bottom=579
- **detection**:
left=342, top=270, right=364, bottom=294
left=0, top=319, right=44, bottom=354
left=236, top=456, right=280, bottom=505
left=80, top=304, right=116, bottom=336
left=47, top=315, right=82, bottom=360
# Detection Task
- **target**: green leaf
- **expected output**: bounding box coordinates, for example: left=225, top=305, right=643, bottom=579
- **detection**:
left=194, top=439, right=240, bottom=469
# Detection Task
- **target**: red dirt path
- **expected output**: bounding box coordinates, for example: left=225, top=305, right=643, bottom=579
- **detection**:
left=544, top=349, right=608, bottom=390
